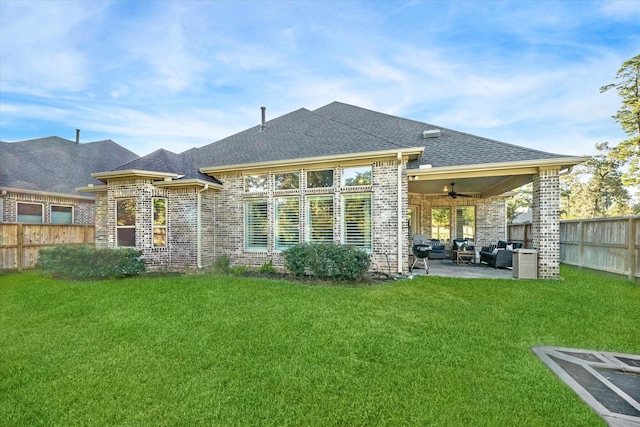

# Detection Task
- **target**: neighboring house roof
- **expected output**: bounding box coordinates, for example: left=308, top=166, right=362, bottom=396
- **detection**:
left=511, top=207, right=533, bottom=224
left=0, top=136, right=139, bottom=196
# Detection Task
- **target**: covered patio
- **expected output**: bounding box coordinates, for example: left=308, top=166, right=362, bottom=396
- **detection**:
left=409, top=258, right=515, bottom=279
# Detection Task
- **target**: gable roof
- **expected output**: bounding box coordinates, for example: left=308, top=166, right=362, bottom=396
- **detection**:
left=192, top=101, right=578, bottom=173
left=104, top=148, right=221, bottom=185
left=0, top=136, right=139, bottom=196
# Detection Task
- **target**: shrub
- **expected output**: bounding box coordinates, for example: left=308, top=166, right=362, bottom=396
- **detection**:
left=282, top=243, right=371, bottom=281
left=257, top=259, right=277, bottom=274
left=37, top=245, right=145, bottom=280
left=230, top=265, right=250, bottom=276
left=212, top=254, right=231, bottom=274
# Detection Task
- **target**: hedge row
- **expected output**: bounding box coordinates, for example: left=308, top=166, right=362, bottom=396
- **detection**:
left=282, top=243, right=370, bottom=281
left=37, top=245, right=146, bottom=280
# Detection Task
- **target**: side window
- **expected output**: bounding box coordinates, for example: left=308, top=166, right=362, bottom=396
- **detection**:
left=153, top=198, right=167, bottom=247
left=51, top=205, right=73, bottom=224
left=116, top=198, right=136, bottom=247
left=17, top=202, right=43, bottom=223
left=342, top=166, right=371, bottom=187
left=245, top=199, right=268, bottom=250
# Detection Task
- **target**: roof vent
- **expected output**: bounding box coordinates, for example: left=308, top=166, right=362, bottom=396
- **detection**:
left=75, top=129, right=80, bottom=144
left=422, top=129, right=440, bottom=139
left=259, top=106, right=266, bottom=132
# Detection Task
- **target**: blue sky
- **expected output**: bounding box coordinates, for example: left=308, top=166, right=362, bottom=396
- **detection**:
left=1, top=0, right=638, bottom=157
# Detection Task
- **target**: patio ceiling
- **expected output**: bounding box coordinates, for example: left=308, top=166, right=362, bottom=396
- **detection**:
left=407, top=157, right=590, bottom=198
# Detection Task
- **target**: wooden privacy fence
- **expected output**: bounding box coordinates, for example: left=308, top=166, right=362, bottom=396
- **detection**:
left=0, top=223, right=95, bottom=271
left=508, top=216, right=640, bottom=280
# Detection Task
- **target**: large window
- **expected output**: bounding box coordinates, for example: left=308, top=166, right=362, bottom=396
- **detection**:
left=116, top=198, right=136, bottom=247
left=17, top=202, right=43, bottom=223
left=245, top=174, right=268, bottom=193
left=307, top=196, right=334, bottom=244
left=431, top=207, right=450, bottom=241
left=456, top=206, right=475, bottom=241
left=275, top=197, right=300, bottom=250
left=342, top=166, right=372, bottom=187
left=342, top=194, right=372, bottom=250
left=153, top=198, right=167, bottom=247
left=245, top=199, right=268, bottom=250
left=51, top=205, right=73, bottom=224
left=306, top=170, right=333, bottom=188
left=274, top=172, right=299, bottom=190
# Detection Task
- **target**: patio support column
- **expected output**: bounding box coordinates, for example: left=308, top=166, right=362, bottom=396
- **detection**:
left=532, top=167, right=561, bottom=279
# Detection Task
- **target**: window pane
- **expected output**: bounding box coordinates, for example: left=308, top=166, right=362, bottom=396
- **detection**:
left=342, top=194, right=371, bottom=250
left=274, top=172, right=300, bottom=190
left=306, top=170, right=333, bottom=188
left=342, top=166, right=372, bottom=186
left=275, top=197, right=300, bottom=250
left=153, top=198, right=166, bottom=226
left=456, top=206, right=475, bottom=241
left=51, top=205, right=73, bottom=224
left=154, top=228, right=166, bottom=247
left=17, top=203, right=43, bottom=223
left=117, top=199, right=136, bottom=226
left=307, top=196, right=334, bottom=243
left=117, top=228, right=136, bottom=247
left=245, top=175, right=268, bottom=192
left=431, top=207, right=450, bottom=241
left=246, top=199, right=268, bottom=250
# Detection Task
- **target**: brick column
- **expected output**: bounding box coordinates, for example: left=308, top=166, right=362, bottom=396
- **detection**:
left=532, top=167, right=560, bottom=278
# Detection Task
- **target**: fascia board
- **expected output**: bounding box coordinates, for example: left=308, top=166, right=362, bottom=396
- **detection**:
left=1, top=186, right=97, bottom=200
left=200, top=147, right=425, bottom=175
left=76, top=185, right=108, bottom=193
left=409, top=156, right=590, bottom=180
left=154, top=179, right=223, bottom=190
left=91, top=169, right=180, bottom=181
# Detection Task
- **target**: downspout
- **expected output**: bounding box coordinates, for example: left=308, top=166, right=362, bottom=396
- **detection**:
left=197, top=184, right=209, bottom=269
left=397, top=152, right=403, bottom=274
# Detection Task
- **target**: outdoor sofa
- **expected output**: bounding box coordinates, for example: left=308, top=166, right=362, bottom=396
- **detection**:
left=479, top=241, right=523, bottom=269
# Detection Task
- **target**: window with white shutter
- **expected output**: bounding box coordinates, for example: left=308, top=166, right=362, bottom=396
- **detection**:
left=342, top=194, right=371, bottom=251
left=306, top=196, right=334, bottom=244
left=275, top=197, right=300, bottom=250
left=245, top=199, right=268, bottom=250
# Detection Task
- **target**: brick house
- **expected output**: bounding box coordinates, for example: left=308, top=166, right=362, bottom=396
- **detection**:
left=79, top=102, right=588, bottom=278
left=0, top=136, right=139, bottom=225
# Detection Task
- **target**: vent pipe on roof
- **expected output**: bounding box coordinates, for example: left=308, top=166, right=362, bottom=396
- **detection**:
left=75, top=129, right=80, bottom=144
left=259, top=106, right=266, bottom=132
left=422, top=129, right=440, bottom=139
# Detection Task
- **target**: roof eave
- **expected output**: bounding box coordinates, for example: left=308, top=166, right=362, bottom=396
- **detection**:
left=200, top=146, right=426, bottom=175
left=1, top=186, right=97, bottom=200
left=76, top=185, right=108, bottom=193
left=91, top=169, right=180, bottom=182
left=154, top=179, right=223, bottom=190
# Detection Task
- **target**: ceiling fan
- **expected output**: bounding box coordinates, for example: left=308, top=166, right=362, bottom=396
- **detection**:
left=447, top=182, right=472, bottom=199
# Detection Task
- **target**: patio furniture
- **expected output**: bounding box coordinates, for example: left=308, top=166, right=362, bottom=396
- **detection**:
left=454, top=250, right=476, bottom=265
left=451, top=238, right=474, bottom=260
left=428, top=239, right=447, bottom=259
left=479, top=241, right=523, bottom=269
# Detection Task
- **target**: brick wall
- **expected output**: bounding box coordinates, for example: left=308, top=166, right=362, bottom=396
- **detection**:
left=532, top=168, right=560, bottom=278
left=408, top=193, right=508, bottom=249
left=0, top=190, right=95, bottom=225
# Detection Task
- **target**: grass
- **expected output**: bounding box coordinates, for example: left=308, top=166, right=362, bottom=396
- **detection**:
left=1, top=266, right=638, bottom=426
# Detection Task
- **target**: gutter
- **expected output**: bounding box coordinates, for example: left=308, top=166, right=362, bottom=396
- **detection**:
left=397, top=152, right=403, bottom=274
left=196, top=184, right=209, bottom=269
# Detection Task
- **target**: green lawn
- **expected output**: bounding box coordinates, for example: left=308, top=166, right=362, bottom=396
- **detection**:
left=1, top=267, right=638, bottom=426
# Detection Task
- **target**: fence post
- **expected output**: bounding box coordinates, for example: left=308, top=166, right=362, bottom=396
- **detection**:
left=578, top=220, right=584, bottom=268
left=629, top=218, right=637, bottom=281
left=17, top=223, right=23, bottom=272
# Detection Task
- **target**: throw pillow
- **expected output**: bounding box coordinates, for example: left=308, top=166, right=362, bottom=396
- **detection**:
left=492, top=248, right=499, bottom=254
left=506, top=244, right=513, bottom=251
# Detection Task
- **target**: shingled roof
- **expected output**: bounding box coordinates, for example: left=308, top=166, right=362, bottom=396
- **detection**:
left=192, top=101, right=572, bottom=170
left=0, top=136, right=139, bottom=196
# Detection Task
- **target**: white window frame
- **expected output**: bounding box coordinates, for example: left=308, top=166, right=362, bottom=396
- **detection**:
left=341, top=193, right=372, bottom=251
left=50, top=204, right=74, bottom=224
left=116, top=198, right=136, bottom=247
left=275, top=197, right=300, bottom=250
left=306, top=195, right=334, bottom=244
left=341, top=166, right=372, bottom=187
left=17, top=202, right=44, bottom=223
left=245, top=198, right=268, bottom=250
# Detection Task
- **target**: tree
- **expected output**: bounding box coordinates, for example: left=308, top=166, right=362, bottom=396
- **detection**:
left=507, top=184, right=532, bottom=223
left=560, top=142, right=630, bottom=218
left=600, top=54, right=640, bottom=186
